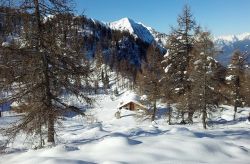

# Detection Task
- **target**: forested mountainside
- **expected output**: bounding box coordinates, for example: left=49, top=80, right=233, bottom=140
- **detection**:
left=1, top=6, right=248, bottom=69
left=0, top=7, right=166, bottom=71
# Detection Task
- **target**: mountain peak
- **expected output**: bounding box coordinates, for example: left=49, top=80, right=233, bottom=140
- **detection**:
left=119, top=17, right=134, bottom=23
left=109, top=17, right=161, bottom=45
left=109, top=17, right=135, bottom=35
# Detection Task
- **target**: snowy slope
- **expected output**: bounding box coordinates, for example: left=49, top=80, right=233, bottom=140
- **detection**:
left=108, top=18, right=168, bottom=47
left=0, top=90, right=250, bottom=164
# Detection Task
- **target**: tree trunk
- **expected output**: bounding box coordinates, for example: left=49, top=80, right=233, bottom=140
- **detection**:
left=0, top=111, right=2, bottom=117
left=187, top=110, right=194, bottom=124
left=34, top=0, right=55, bottom=144
left=202, top=109, right=207, bottom=129
left=181, top=111, right=185, bottom=122
left=233, top=104, right=237, bottom=121
left=167, top=103, right=172, bottom=125
left=38, top=123, right=43, bottom=148
left=187, top=94, right=193, bottom=123
left=38, top=109, right=43, bottom=148
left=203, top=59, right=207, bottom=129
left=151, top=100, right=157, bottom=121
left=47, top=113, right=55, bottom=143
left=234, top=75, right=240, bottom=121
left=168, top=108, right=172, bottom=125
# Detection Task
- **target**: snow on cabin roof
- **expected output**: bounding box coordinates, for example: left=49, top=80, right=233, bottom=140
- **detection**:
left=121, top=92, right=140, bottom=102
left=118, top=100, right=147, bottom=109
left=118, top=92, right=147, bottom=109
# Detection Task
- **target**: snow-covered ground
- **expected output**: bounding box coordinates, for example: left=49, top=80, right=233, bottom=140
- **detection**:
left=0, top=91, right=250, bottom=164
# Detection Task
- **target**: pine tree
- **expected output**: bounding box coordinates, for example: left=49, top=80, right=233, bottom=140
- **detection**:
left=0, top=0, right=92, bottom=146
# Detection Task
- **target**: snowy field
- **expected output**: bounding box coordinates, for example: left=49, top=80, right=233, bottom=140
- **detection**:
left=0, top=92, right=250, bottom=164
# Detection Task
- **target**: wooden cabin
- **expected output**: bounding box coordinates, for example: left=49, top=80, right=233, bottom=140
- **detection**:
left=118, top=100, right=147, bottom=111
left=118, top=92, right=147, bottom=111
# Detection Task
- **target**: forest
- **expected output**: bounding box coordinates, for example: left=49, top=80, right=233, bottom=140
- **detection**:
left=0, top=1, right=249, bottom=160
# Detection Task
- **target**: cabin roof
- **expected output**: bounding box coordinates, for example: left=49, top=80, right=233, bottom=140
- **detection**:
left=118, top=92, right=147, bottom=109
left=118, top=100, right=147, bottom=109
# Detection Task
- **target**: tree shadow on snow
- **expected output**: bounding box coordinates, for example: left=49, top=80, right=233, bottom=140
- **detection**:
left=69, top=125, right=168, bottom=146
left=193, top=129, right=250, bottom=139
left=120, top=114, right=136, bottom=118
left=44, top=158, right=96, bottom=164
left=208, top=116, right=248, bottom=126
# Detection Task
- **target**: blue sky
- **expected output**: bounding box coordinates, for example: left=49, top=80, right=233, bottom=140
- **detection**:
left=74, top=0, right=250, bottom=36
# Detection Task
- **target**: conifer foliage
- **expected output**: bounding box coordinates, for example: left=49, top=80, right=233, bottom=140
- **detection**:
left=0, top=0, right=92, bottom=147
left=162, top=5, right=197, bottom=123
left=189, top=31, right=220, bottom=129
left=140, top=45, right=163, bottom=121
left=226, top=50, right=249, bottom=120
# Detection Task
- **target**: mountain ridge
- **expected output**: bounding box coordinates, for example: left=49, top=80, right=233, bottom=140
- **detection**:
left=108, top=17, right=249, bottom=65
left=108, top=17, right=168, bottom=48
left=214, top=33, right=250, bottom=65
left=214, top=32, right=250, bottom=43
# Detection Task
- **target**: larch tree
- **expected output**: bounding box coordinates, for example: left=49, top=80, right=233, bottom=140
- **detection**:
left=161, top=49, right=176, bottom=125
left=242, top=69, right=250, bottom=107
left=93, top=42, right=104, bottom=94
left=0, top=0, right=92, bottom=147
left=226, top=50, right=249, bottom=120
left=189, top=30, right=219, bottom=129
left=162, top=5, right=196, bottom=123
left=140, top=45, right=163, bottom=121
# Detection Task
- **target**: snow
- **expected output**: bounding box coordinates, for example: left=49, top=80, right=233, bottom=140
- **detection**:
left=1, top=35, right=15, bottom=47
left=117, top=92, right=146, bottom=109
left=112, top=17, right=154, bottom=43
left=108, top=18, right=167, bottom=46
left=164, top=63, right=172, bottom=73
left=109, top=17, right=135, bottom=35
left=206, top=56, right=218, bottom=63
left=0, top=91, right=250, bottom=164
left=214, top=33, right=250, bottom=43
left=214, top=32, right=250, bottom=65
left=2, top=41, right=11, bottom=47
left=163, top=50, right=169, bottom=58
left=43, top=14, right=55, bottom=23
left=194, top=59, right=202, bottom=65
left=226, top=75, right=234, bottom=81
left=10, top=101, right=21, bottom=108
left=120, top=92, right=140, bottom=103
left=140, top=95, right=147, bottom=101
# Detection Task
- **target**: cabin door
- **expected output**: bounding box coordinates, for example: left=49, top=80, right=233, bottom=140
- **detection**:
left=130, top=103, right=134, bottom=110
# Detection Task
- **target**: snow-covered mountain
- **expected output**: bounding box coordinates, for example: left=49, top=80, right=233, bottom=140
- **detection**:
left=108, top=18, right=250, bottom=66
left=215, top=33, right=250, bottom=44
left=214, top=33, right=250, bottom=65
left=108, top=18, right=168, bottom=47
